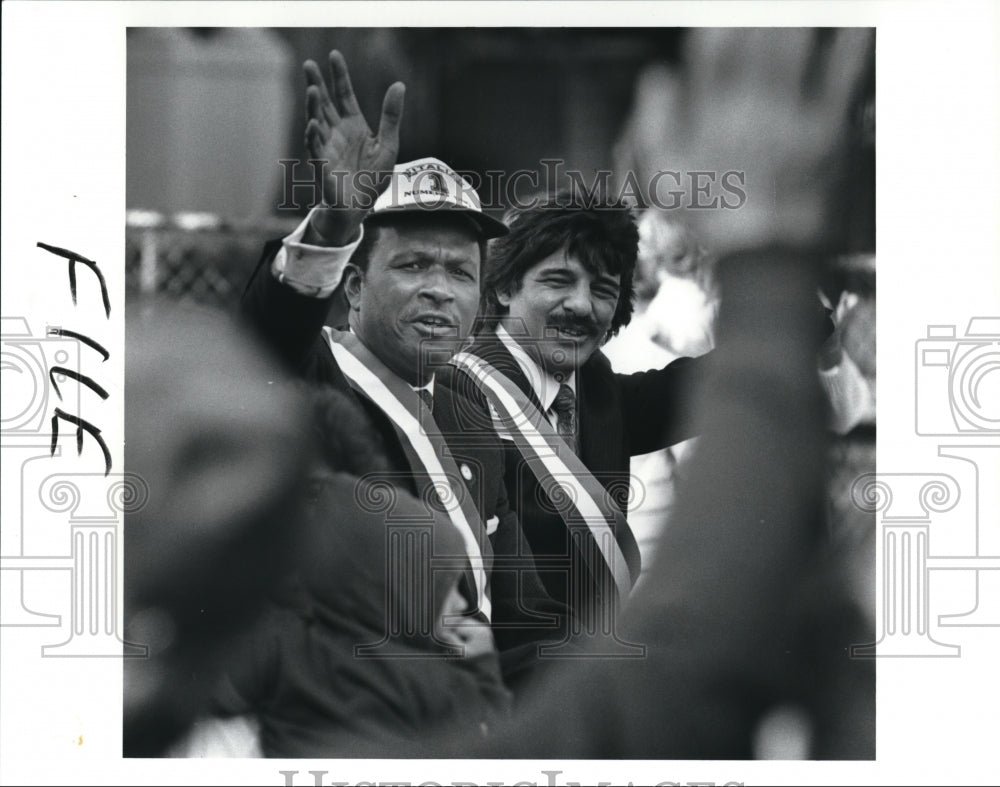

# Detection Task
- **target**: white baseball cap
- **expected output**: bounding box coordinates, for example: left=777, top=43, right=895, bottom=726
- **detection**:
left=370, top=157, right=508, bottom=238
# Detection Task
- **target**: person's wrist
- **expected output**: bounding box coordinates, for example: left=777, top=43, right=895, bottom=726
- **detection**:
left=688, top=193, right=832, bottom=260
left=308, top=206, right=364, bottom=247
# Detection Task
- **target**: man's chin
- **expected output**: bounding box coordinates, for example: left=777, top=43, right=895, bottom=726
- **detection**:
left=545, top=341, right=594, bottom=373
left=542, top=360, right=578, bottom=380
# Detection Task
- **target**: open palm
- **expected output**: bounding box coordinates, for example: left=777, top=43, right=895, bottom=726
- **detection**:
left=303, top=50, right=405, bottom=241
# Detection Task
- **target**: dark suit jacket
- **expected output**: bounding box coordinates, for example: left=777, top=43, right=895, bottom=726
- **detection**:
left=451, top=331, right=710, bottom=619
left=240, top=243, right=568, bottom=667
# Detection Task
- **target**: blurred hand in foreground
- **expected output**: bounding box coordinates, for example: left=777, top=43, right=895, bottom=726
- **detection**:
left=654, top=28, right=874, bottom=255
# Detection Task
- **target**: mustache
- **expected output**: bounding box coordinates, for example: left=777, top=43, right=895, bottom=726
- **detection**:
left=546, top=313, right=600, bottom=335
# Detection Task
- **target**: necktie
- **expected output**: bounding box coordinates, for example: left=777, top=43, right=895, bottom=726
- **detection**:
left=550, top=382, right=578, bottom=455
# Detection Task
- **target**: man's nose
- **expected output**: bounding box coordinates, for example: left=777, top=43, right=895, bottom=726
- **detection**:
left=562, top=282, right=594, bottom=317
left=419, top=267, right=456, bottom=303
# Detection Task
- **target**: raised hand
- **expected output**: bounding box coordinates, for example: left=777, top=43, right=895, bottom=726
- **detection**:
left=302, top=50, right=405, bottom=245
left=651, top=29, right=874, bottom=255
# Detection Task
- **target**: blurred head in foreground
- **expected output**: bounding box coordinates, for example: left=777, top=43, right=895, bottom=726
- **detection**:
left=211, top=386, right=503, bottom=758
left=123, top=300, right=311, bottom=756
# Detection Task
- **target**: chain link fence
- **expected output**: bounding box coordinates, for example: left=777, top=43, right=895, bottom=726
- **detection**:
left=125, top=210, right=302, bottom=310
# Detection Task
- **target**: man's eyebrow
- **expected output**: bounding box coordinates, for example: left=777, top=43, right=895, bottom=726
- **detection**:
left=388, top=250, right=434, bottom=264
left=536, top=264, right=575, bottom=277
left=388, top=249, right=477, bottom=266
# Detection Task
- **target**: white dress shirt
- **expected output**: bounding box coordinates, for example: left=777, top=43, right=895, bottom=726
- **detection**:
left=494, top=324, right=576, bottom=430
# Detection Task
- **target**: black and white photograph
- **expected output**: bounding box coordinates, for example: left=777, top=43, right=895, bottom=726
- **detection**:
left=122, top=24, right=878, bottom=761
left=1, top=3, right=998, bottom=786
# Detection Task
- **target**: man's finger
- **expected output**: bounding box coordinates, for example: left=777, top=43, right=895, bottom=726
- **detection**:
left=304, top=63, right=340, bottom=125
left=303, top=60, right=335, bottom=106
left=376, top=82, right=406, bottom=155
left=328, top=50, right=362, bottom=118
left=305, top=119, right=328, bottom=160
left=820, top=28, right=874, bottom=119
left=305, top=87, right=332, bottom=136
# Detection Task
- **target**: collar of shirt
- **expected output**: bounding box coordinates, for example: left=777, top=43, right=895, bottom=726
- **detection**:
left=410, top=377, right=435, bottom=397
left=495, top=324, right=575, bottom=415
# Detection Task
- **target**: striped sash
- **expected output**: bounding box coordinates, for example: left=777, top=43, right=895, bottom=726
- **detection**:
left=324, top=329, right=491, bottom=620
left=451, top=351, right=637, bottom=603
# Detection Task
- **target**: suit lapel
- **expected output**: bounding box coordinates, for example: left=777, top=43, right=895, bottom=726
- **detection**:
left=467, top=334, right=547, bottom=416
left=467, top=337, right=627, bottom=475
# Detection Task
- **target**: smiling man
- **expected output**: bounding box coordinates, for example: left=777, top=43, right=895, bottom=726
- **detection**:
left=448, top=193, right=712, bottom=636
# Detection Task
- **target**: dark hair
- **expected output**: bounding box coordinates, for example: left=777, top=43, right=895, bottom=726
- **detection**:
left=349, top=211, right=489, bottom=275
left=478, top=191, right=639, bottom=339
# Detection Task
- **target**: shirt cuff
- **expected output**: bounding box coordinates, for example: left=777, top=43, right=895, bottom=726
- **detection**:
left=271, top=207, right=364, bottom=298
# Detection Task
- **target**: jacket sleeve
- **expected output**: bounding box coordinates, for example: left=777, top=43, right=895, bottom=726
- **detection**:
left=238, top=239, right=341, bottom=373
left=617, top=351, right=713, bottom=456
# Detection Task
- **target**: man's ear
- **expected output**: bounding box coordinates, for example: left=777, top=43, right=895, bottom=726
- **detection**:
left=343, top=263, right=363, bottom=312
left=325, top=283, right=351, bottom=329
left=495, top=288, right=512, bottom=308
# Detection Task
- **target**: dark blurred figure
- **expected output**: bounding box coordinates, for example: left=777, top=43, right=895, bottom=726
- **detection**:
left=476, top=236, right=874, bottom=761
left=123, top=300, right=312, bottom=756
left=172, top=387, right=510, bottom=757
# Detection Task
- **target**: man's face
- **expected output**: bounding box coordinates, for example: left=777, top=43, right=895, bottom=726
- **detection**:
left=498, top=247, right=621, bottom=376
left=346, top=220, right=481, bottom=384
